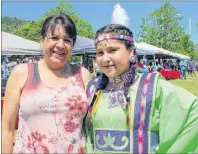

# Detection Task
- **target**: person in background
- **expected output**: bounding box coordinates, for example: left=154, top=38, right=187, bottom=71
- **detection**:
left=5, top=67, right=12, bottom=79
left=2, top=13, right=92, bottom=154
left=189, top=59, right=196, bottom=77
left=143, top=55, right=149, bottom=66
left=136, top=57, right=149, bottom=74
left=186, top=60, right=191, bottom=75
left=162, top=60, right=169, bottom=69
left=1, top=61, right=7, bottom=80
left=179, top=59, right=187, bottom=79
left=153, top=61, right=161, bottom=72
left=196, top=63, right=198, bottom=71
left=136, top=58, right=143, bottom=68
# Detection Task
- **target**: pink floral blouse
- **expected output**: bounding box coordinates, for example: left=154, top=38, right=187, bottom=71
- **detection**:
left=13, top=62, right=88, bottom=154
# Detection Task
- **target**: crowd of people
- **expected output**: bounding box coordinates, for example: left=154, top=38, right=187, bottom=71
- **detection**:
left=1, top=56, right=43, bottom=96
left=1, top=12, right=198, bottom=154
left=135, top=56, right=197, bottom=80
left=1, top=56, right=43, bottom=80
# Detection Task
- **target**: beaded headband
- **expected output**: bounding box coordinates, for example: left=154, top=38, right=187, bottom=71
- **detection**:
left=95, top=34, right=133, bottom=46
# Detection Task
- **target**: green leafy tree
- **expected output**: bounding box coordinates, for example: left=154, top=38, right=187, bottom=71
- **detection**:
left=11, top=2, right=95, bottom=63
left=138, top=2, right=195, bottom=58
left=2, top=16, right=30, bottom=32
left=12, top=2, right=95, bottom=42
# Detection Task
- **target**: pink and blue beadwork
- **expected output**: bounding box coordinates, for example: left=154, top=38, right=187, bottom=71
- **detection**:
left=95, top=34, right=133, bottom=46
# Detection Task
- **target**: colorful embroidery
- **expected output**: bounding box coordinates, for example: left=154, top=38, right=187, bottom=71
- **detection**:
left=95, top=129, right=130, bottom=152
left=133, top=73, right=157, bottom=154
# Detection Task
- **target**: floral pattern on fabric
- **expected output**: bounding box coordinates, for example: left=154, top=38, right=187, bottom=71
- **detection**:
left=13, top=64, right=87, bottom=154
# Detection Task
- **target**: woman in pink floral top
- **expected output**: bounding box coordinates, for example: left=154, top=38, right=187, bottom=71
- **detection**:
left=2, top=14, right=92, bottom=153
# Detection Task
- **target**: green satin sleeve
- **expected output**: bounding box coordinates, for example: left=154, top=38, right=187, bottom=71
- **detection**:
left=155, top=76, right=198, bottom=153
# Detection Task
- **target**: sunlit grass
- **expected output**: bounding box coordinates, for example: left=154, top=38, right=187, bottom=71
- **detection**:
left=169, top=71, right=198, bottom=97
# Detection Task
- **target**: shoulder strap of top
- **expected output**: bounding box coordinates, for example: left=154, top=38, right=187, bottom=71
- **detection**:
left=24, top=62, right=41, bottom=90
left=71, top=64, right=85, bottom=88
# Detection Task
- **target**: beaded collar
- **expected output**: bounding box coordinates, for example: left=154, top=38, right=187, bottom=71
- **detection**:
left=109, top=71, right=130, bottom=83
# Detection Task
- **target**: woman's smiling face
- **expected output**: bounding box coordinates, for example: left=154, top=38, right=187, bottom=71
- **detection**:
left=41, top=25, right=73, bottom=69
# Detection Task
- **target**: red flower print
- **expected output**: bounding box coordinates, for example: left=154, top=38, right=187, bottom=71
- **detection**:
left=66, top=112, right=74, bottom=120
left=48, top=137, right=56, bottom=144
left=65, top=95, right=87, bottom=114
left=68, top=144, right=74, bottom=153
left=78, top=146, right=86, bottom=154
left=35, top=144, right=49, bottom=154
left=64, top=120, right=79, bottom=132
left=27, top=131, right=49, bottom=154
left=31, top=131, right=47, bottom=142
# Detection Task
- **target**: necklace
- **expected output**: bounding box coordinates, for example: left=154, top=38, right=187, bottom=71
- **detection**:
left=109, top=71, right=130, bottom=83
left=108, top=82, right=127, bottom=108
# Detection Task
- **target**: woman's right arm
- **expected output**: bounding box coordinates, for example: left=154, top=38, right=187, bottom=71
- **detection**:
left=2, top=64, right=28, bottom=153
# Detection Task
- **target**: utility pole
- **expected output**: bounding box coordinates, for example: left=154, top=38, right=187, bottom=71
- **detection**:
left=176, top=14, right=192, bottom=39
left=189, top=16, right=192, bottom=38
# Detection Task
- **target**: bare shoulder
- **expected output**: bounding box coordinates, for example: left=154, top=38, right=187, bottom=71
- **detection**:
left=81, top=66, right=92, bottom=88
left=81, top=66, right=91, bottom=74
left=12, top=63, right=28, bottom=74
left=8, top=63, right=28, bottom=88
left=81, top=66, right=92, bottom=78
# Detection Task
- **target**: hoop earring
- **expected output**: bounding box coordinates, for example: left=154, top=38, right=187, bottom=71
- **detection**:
left=129, top=55, right=136, bottom=64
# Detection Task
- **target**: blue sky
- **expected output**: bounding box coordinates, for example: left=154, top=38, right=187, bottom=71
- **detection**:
left=2, top=1, right=198, bottom=44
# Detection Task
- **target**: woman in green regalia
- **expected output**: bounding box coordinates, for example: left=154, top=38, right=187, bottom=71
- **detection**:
left=85, top=4, right=198, bottom=154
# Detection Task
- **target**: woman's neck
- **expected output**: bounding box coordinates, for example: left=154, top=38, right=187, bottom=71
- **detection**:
left=41, top=60, right=70, bottom=78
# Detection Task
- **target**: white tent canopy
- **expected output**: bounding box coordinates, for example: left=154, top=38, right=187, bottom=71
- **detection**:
left=72, top=41, right=157, bottom=56
left=157, top=48, right=190, bottom=60
left=3, top=31, right=189, bottom=60
left=135, top=42, right=157, bottom=55
left=2, top=32, right=42, bottom=55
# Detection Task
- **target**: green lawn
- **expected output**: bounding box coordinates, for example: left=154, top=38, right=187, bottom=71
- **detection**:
left=169, top=71, right=198, bottom=97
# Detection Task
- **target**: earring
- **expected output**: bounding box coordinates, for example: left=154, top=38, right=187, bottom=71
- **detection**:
left=129, top=55, right=136, bottom=64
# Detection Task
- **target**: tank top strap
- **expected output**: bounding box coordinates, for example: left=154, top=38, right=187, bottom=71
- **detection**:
left=24, top=62, right=41, bottom=90
left=72, top=64, right=84, bottom=89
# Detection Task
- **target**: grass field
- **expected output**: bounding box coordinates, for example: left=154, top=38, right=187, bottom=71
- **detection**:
left=169, top=71, right=198, bottom=97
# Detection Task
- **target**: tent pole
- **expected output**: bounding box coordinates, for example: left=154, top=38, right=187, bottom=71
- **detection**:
left=82, top=54, right=85, bottom=67
left=80, top=55, right=83, bottom=65
left=153, top=54, right=156, bottom=66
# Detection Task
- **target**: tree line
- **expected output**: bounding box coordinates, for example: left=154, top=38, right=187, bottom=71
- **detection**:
left=2, top=2, right=198, bottom=60
left=138, top=2, right=197, bottom=59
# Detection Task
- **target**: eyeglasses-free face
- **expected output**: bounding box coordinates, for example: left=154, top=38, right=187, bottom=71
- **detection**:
left=46, top=35, right=73, bottom=46
left=41, top=25, right=73, bottom=69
